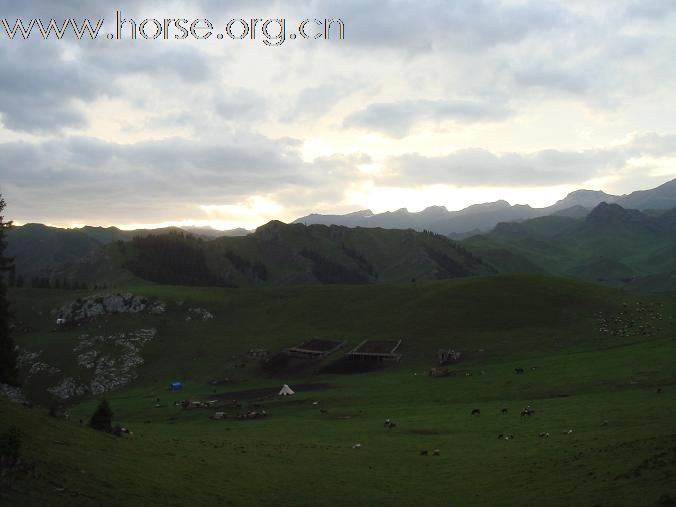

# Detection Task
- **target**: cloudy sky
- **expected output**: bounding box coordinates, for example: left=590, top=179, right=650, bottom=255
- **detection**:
left=2, top=0, right=676, bottom=229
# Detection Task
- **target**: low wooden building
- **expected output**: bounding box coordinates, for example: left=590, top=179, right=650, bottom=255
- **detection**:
left=345, top=339, right=403, bottom=361
left=285, top=338, right=345, bottom=358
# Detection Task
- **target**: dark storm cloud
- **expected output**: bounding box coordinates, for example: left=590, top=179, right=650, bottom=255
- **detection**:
left=0, top=44, right=98, bottom=132
left=0, top=39, right=212, bottom=133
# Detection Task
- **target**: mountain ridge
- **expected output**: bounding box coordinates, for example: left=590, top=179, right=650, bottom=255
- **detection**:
left=464, top=200, right=676, bottom=290
left=294, top=178, right=676, bottom=235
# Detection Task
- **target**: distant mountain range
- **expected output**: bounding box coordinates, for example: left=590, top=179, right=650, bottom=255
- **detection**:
left=7, top=178, right=676, bottom=291
left=294, top=178, right=676, bottom=236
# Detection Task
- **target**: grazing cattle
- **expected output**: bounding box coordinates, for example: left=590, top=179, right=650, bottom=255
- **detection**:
left=514, top=368, right=525, bottom=374
left=563, top=429, right=573, bottom=434
left=471, top=409, right=481, bottom=416
left=602, top=420, right=609, bottom=426
left=420, top=450, right=428, bottom=456
left=656, top=388, right=662, bottom=394
left=501, top=408, right=508, bottom=414
left=498, top=433, right=504, bottom=439
left=432, top=449, right=440, bottom=456
left=539, top=432, right=550, bottom=438
left=320, top=409, right=328, bottom=414
left=352, top=444, right=362, bottom=449
left=521, top=409, right=534, bottom=417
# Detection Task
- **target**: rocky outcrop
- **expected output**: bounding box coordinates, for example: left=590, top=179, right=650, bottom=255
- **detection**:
left=46, top=328, right=157, bottom=400
left=57, top=293, right=165, bottom=322
left=0, top=384, right=26, bottom=404
left=186, top=308, right=214, bottom=321
left=47, top=378, right=88, bottom=399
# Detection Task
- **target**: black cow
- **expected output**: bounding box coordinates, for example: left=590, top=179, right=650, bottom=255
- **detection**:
left=514, top=367, right=525, bottom=374
left=471, top=408, right=481, bottom=416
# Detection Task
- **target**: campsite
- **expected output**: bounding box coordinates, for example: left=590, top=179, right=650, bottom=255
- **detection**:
left=1, top=275, right=676, bottom=506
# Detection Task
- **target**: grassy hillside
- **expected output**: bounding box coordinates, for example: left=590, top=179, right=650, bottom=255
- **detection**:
left=2, top=277, right=675, bottom=505
left=115, top=222, right=495, bottom=287
left=6, top=224, right=211, bottom=280
left=6, top=224, right=103, bottom=278
left=8, top=222, right=495, bottom=288
left=8, top=274, right=673, bottom=402
left=465, top=203, right=676, bottom=289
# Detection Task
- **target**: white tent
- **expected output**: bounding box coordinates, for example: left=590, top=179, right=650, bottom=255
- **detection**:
left=278, top=384, right=295, bottom=396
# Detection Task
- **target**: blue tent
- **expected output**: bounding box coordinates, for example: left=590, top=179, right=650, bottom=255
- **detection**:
left=169, top=381, right=183, bottom=391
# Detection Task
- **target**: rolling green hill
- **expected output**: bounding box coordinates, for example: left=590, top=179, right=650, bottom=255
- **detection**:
left=465, top=203, right=676, bottom=290
left=7, top=221, right=494, bottom=288
left=6, top=224, right=104, bottom=278
left=6, top=224, right=185, bottom=279
left=5, top=224, right=241, bottom=281
left=114, top=222, right=495, bottom=287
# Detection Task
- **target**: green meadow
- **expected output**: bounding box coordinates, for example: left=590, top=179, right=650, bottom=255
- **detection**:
left=2, top=274, right=676, bottom=506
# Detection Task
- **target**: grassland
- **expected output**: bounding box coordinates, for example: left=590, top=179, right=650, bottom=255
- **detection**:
left=2, top=275, right=676, bottom=506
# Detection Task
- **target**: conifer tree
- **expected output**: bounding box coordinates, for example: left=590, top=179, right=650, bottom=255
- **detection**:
left=0, top=195, right=18, bottom=385
left=89, top=398, right=114, bottom=433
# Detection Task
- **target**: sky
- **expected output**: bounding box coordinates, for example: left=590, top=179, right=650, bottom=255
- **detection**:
left=1, top=0, right=676, bottom=230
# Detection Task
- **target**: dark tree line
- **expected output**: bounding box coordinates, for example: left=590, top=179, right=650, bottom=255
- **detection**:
left=340, top=243, right=377, bottom=278
left=25, top=277, right=88, bottom=290
left=298, top=248, right=368, bottom=284
left=423, top=245, right=471, bottom=278
left=3, top=269, right=89, bottom=290
left=224, top=250, right=269, bottom=281
left=0, top=195, right=19, bottom=385
left=124, top=233, right=227, bottom=286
